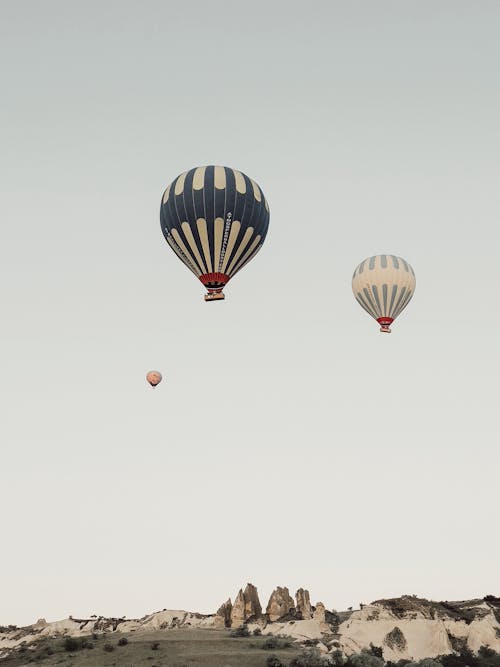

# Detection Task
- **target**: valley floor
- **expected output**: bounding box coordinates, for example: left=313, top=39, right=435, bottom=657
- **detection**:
left=0, top=628, right=301, bottom=667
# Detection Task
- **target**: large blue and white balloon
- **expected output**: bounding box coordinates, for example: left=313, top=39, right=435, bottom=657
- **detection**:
left=160, top=166, right=270, bottom=301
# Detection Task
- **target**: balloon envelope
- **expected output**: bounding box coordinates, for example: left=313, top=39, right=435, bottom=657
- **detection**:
left=160, top=165, right=270, bottom=301
left=146, top=371, right=162, bottom=387
left=352, top=255, right=416, bottom=333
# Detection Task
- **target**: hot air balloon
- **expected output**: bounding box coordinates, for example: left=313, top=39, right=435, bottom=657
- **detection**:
left=352, top=255, right=416, bottom=333
left=160, top=166, right=270, bottom=301
left=146, top=371, right=162, bottom=387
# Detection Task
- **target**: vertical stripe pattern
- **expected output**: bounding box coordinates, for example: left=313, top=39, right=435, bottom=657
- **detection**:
left=352, top=255, right=416, bottom=325
left=160, top=165, right=270, bottom=292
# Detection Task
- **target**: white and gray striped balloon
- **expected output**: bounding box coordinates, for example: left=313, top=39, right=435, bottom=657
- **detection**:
left=352, top=255, right=416, bottom=333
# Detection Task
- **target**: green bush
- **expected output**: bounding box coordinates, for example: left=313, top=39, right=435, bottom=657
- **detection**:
left=476, top=647, right=500, bottom=667
left=386, top=660, right=412, bottom=667
left=263, top=637, right=280, bottom=650
left=63, top=637, right=81, bottom=652
left=266, top=655, right=285, bottom=667
left=422, top=661, right=442, bottom=667
left=0, top=626, right=18, bottom=633
left=289, top=648, right=331, bottom=667
left=479, top=648, right=496, bottom=660
left=440, top=650, right=478, bottom=667
left=230, top=625, right=250, bottom=638
left=346, top=652, right=385, bottom=667
left=330, top=650, right=346, bottom=666
left=406, top=660, right=443, bottom=667
left=117, top=636, right=129, bottom=646
left=261, top=636, right=292, bottom=650
left=103, top=642, right=114, bottom=652
left=369, top=645, right=384, bottom=659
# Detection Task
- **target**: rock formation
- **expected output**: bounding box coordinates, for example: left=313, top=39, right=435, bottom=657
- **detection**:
left=313, top=601, right=326, bottom=622
left=338, top=596, right=500, bottom=660
left=266, top=587, right=295, bottom=622
left=1, top=591, right=499, bottom=663
left=230, top=583, right=262, bottom=627
left=296, top=588, right=312, bottom=620
left=215, top=599, right=232, bottom=628
left=230, top=590, right=246, bottom=627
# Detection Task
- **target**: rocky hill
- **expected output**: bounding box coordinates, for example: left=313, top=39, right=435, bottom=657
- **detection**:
left=1, top=587, right=499, bottom=662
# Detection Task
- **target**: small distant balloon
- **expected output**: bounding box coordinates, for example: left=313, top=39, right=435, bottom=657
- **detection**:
left=352, top=254, right=416, bottom=333
left=146, top=371, right=162, bottom=387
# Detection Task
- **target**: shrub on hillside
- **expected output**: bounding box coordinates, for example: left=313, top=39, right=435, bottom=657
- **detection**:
left=479, top=648, right=496, bottom=660
left=330, top=649, right=346, bottom=665
left=263, top=637, right=280, bottom=650
left=63, top=637, right=81, bottom=652
left=117, top=637, right=128, bottom=646
left=253, top=627, right=262, bottom=636
left=289, top=648, right=332, bottom=666
left=386, top=660, right=412, bottom=667
left=477, top=647, right=500, bottom=667
left=345, top=651, right=385, bottom=667
left=151, top=641, right=160, bottom=650
left=369, top=645, right=384, bottom=658
left=262, top=636, right=292, bottom=650
left=103, top=642, right=114, bottom=652
left=230, top=625, right=250, bottom=638
left=0, top=626, right=18, bottom=634
left=266, top=655, right=285, bottom=667
left=405, top=660, right=443, bottom=667
left=441, top=649, right=484, bottom=667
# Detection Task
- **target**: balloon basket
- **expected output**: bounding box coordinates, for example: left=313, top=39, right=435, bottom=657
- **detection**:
left=377, top=317, right=393, bottom=333
left=204, top=292, right=225, bottom=302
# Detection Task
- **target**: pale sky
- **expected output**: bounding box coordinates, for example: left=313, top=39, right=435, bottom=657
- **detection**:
left=1, top=0, right=499, bottom=627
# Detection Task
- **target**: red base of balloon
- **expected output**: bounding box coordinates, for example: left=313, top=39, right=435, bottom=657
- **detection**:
left=200, top=273, right=230, bottom=302
left=377, top=317, right=394, bottom=333
left=199, top=272, right=230, bottom=287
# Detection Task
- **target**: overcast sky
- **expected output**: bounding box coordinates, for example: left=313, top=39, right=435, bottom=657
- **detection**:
left=1, top=0, right=499, bottom=627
